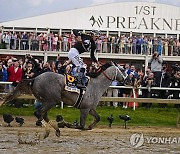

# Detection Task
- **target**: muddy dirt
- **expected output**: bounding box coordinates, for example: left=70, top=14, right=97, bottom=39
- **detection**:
left=0, top=116, right=180, bottom=154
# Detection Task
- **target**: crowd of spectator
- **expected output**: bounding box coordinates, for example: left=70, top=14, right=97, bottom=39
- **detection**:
left=0, top=51, right=180, bottom=109
left=106, top=51, right=180, bottom=109
left=0, top=30, right=180, bottom=56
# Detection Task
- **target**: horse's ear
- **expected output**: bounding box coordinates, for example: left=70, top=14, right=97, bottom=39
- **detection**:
left=110, top=61, right=115, bottom=66
left=114, top=62, right=118, bottom=67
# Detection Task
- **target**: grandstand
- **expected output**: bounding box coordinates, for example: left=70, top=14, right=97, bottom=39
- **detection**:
left=0, top=2, right=180, bottom=66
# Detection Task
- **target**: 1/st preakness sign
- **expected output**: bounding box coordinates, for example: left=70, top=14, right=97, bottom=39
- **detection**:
left=1, top=2, right=180, bottom=34
left=88, top=2, right=180, bottom=33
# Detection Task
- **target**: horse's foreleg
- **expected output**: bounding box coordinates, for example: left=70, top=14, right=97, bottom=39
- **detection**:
left=88, top=109, right=100, bottom=130
left=78, top=108, right=90, bottom=130
left=43, top=113, right=60, bottom=137
left=41, top=118, right=50, bottom=139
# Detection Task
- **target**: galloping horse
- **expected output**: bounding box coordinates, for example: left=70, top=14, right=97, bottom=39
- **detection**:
left=3, top=62, right=125, bottom=138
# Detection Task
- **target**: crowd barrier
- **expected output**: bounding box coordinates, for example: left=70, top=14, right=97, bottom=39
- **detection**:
left=0, top=82, right=180, bottom=110
left=1, top=82, right=179, bottom=127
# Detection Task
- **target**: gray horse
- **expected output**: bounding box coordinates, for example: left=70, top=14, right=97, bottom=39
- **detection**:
left=3, top=62, right=124, bottom=138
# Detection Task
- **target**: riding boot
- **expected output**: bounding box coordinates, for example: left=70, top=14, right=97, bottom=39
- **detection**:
left=76, top=72, right=86, bottom=89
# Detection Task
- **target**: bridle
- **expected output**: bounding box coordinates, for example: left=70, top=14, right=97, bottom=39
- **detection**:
left=102, top=66, right=118, bottom=81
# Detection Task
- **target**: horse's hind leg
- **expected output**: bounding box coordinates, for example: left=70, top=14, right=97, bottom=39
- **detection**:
left=43, top=113, right=60, bottom=137
left=35, top=102, right=58, bottom=138
left=88, top=109, right=100, bottom=130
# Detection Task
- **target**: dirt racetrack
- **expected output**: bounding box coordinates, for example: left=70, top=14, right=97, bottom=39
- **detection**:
left=0, top=116, right=180, bottom=154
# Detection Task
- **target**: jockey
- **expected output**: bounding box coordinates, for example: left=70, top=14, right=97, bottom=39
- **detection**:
left=64, top=29, right=101, bottom=88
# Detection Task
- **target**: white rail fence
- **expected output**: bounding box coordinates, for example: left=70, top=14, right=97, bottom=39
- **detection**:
left=0, top=81, right=180, bottom=110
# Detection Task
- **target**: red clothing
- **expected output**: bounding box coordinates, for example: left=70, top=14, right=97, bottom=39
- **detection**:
left=8, top=66, right=22, bottom=82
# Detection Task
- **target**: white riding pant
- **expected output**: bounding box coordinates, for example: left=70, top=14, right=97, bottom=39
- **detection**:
left=68, top=48, right=85, bottom=69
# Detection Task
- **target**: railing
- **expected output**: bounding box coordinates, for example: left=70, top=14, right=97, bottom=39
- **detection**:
left=0, top=39, right=179, bottom=56
left=0, top=82, right=180, bottom=110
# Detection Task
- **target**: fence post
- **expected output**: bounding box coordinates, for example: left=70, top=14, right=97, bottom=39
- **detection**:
left=145, top=55, right=149, bottom=74
left=110, top=43, right=112, bottom=53
left=29, top=40, right=31, bottom=51
left=132, top=88, right=136, bottom=111
left=18, top=39, right=21, bottom=50
left=177, top=110, right=180, bottom=128
left=59, top=41, right=62, bottom=52
left=44, top=51, right=48, bottom=62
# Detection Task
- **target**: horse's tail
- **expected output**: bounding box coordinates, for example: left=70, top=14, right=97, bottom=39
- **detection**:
left=2, top=79, right=34, bottom=105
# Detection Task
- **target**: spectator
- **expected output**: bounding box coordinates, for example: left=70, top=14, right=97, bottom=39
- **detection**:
left=124, top=63, right=131, bottom=77
left=158, top=63, right=171, bottom=108
left=55, top=55, right=66, bottom=75
left=0, top=62, right=8, bottom=81
left=130, top=65, right=138, bottom=78
left=11, top=32, right=17, bottom=50
left=4, top=32, right=11, bottom=49
left=50, top=61, right=57, bottom=73
left=132, top=36, right=137, bottom=54
left=38, top=33, right=44, bottom=51
left=21, top=32, right=28, bottom=50
left=143, top=37, right=148, bottom=55
left=0, top=61, right=8, bottom=92
left=23, top=61, right=35, bottom=79
left=7, top=58, right=23, bottom=92
left=0, top=31, right=2, bottom=45
left=169, top=69, right=180, bottom=108
left=142, top=72, right=157, bottom=108
left=52, top=34, right=59, bottom=51
left=163, top=38, right=169, bottom=56
left=1, top=29, right=180, bottom=56
left=157, top=36, right=163, bottom=55
left=136, top=36, right=143, bottom=54
left=42, top=62, right=51, bottom=72
left=102, top=37, right=108, bottom=53
left=148, top=37, right=153, bottom=55
left=32, top=59, right=43, bottom=77
left=62, top=33, right=68, bottom=52
left=122, top=72, right=135, bottom=108
left=96, top=37, right=102, bottom=53
left=149, top=51, right=163, bottom=86
left=5, top=57, right=13, bottom=70
left=42, top=33, right=48, bottom=51
left=120, top=35, right=125, bottom=53
left=31, top=33, right=39, bottom=51
left=141, top=68, right=151, bottom=107
left=107, top=80, right=119, bottom=108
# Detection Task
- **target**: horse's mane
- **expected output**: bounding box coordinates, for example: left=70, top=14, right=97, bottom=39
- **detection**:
left=87, top=62, right=113, bottom=78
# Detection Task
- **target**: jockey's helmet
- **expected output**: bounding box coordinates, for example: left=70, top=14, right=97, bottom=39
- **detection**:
left=90, top=30, right=101, bottom=37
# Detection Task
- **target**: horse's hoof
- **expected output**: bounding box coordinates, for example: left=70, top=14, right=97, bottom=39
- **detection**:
left=87, top=126, right=93, bottom=130
left=75, top=125, right=84, bottom=130
left=43, top=130, right=50, bottom=139
left=80, top=127, right=89, bottom=131
left=56, top=130, right=60, bottom=137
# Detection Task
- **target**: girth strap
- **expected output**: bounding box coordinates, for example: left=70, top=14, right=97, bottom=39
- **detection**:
left=73, top=89, right=84, bottom=109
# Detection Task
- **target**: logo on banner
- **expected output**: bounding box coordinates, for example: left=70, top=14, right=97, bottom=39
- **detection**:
left=89, top=15, right=103, bottom=28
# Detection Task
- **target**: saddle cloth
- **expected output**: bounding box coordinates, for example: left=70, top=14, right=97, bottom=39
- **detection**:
left=64, top=85, right=80, bottom=94
left=64, top=74, right=88, bottom=108
left=64, top=74, right=80, bottom=94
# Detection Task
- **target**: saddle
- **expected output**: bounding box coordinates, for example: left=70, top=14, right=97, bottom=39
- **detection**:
left=64, top=74, right=80, bottom=94
left=64, top=74, right=86, bottom=108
